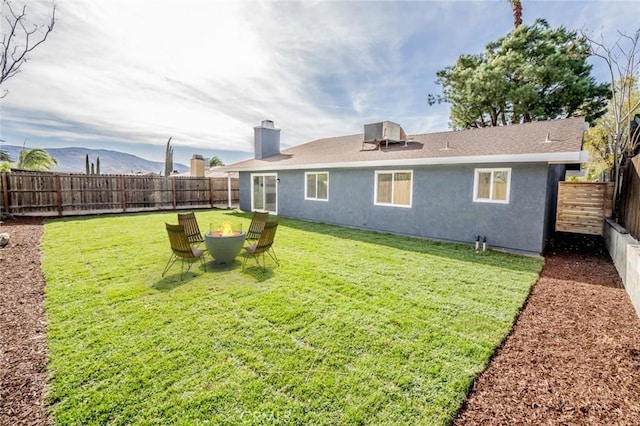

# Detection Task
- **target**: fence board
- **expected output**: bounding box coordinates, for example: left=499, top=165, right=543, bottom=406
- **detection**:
left=0, top=171, right=239, bottom=217
left=556, top=181, right=614, bottom=236
left=620, top=155, right=640, bottom=240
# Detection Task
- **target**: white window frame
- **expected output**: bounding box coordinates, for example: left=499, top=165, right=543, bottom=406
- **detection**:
left=304, top=171, right=329, bottom=201
left=374, top=170, right=413, bottom=208
left=250, top=172, right=278, bottom=214
left=473, top=168, right=511, bottom=204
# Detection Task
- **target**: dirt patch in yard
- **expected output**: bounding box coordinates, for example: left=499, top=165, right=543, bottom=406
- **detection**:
left=1, top=219, right=639, bottom=425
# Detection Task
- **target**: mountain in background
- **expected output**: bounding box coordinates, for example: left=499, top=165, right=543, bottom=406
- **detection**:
left=0, top=145, right=189, bottom=175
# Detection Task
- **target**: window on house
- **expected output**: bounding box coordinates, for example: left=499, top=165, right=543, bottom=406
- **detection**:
left=375, top=170, right=412, bottom=207
left=473, top=168, right=511, bottom=203
left=305, top=172, right=329, bottom=201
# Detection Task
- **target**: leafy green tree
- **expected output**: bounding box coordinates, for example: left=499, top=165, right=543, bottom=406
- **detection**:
left=164, top=137, right=173, bottom=176
left=0, top=150, right=10, bottom=162
left=208, top=156, right=225, bottom=167
left=17, top=148, right=58, bottom=171
left=429, top=19, right=609, bottom=129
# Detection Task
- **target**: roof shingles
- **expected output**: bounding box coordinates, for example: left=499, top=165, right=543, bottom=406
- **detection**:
left=227, top=117, right=586, bottom=171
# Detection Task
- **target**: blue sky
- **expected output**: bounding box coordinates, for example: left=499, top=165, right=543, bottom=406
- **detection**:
left=1, top=0, right=638, bottom=166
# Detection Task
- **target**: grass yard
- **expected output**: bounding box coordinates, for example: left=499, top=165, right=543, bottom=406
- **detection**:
left=41, top=210, right=543, bottom=425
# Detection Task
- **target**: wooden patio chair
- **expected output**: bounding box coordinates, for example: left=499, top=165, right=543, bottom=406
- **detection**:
left=162, top=223, right=207, bottom=279
left=177, top=212, right=204, bottom=246
left=245, top=211, right=269, bottom=242
left=242, top=220, right=279, bottom=272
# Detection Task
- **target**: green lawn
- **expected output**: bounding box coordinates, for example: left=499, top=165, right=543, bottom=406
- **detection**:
left=41, top=210, right=542, bottom=425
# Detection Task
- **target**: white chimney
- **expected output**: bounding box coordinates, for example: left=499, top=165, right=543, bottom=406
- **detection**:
left=254, top=120, right=280, bottom=159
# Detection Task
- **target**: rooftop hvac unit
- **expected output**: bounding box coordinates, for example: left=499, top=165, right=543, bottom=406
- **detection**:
left=364, top=121, right=402, bottom=142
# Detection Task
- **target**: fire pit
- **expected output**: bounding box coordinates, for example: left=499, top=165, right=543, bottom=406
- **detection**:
left=205, top=223, right=246, bottom=264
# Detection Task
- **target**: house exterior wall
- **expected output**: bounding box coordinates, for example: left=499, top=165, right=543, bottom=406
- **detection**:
left=239, top=163, right=554, bottom=254
left=542, top=164, right=567, bottom=249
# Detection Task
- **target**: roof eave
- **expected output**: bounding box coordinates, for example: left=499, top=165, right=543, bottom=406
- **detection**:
left=225, top=151, right=587, bottom=172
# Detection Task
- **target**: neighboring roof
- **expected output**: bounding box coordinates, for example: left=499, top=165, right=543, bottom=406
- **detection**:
left=225, top=117, right=587, bottom=172
left=173, top=167, right=239, bottom=178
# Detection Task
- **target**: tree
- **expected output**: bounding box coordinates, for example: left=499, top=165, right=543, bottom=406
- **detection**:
left=85, top=154, right=101, bottom=175
left=429, top=19, right=610, bottom=129
left=164, top=137, right=173, bottom=177
left=0, top=138, right=9, bottom=161
left=208, top=156, right=224, bottom=167
left=1, top=0, right=56, bottom=97
left=508, top=0, right=522, bottom=29
left=17, top=147, right=57, bottom=170
left=583, top=28, right=640, bottom=215
left=0, top=139, right=11, bottom=171
left=581, top=78, right=639, bottom=182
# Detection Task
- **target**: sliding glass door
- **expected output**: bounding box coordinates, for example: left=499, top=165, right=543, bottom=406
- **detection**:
left=251, top=173, right=277, bottom=214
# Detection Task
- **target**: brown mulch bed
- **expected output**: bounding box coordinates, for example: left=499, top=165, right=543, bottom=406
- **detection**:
left=456, top=233, right=640, bottom=425
left=1, top=219, right=639, bottom=425
left=0, top=217, right=47, bottom=426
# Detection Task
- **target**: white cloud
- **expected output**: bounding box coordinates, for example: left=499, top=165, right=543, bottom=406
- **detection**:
left=2, top=0, right=638, bottom=164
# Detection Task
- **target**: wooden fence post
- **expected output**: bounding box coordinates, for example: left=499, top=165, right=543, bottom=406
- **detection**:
left=1, top=173, right=9, bottom=216
left=120, top=176, right=127, bottom=212
left=227, top=173, right=232, bottom=209
left=54, top=174, right=63, bottom=216
left=171, top=177, right=177, bottom=210
left=209, top=177, right=215, bottom=207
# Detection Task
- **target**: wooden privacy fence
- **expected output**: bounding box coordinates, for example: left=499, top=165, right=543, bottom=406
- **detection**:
left=620, top=155, right=640, bottom=240
left=556, top=181, right=614, bottom=236
left=0, top=171, right=239, bottom=217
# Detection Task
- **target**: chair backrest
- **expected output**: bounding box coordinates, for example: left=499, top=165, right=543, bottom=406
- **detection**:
left=252, top=221, right=278, bottom=254
left=166, top=223, right=197, bottom=259
left=177, top=212, right=203, bottom=244
left=246, top=211, right=269, bottom=240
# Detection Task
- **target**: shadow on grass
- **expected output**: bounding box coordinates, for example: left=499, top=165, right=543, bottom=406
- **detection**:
left=227, top=211, right=541, bottom=273
left=152, top=270, right=201, bottom=291
left=240, top=265, right=275, bottom=282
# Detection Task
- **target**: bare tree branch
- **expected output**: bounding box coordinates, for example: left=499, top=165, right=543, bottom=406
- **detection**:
left=0, top=0, right=56, bottom=97
left=582, top=27, right=640, bottom=216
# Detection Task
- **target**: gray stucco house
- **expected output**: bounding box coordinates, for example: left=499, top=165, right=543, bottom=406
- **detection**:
left=226, top=118, right=587, bottom=254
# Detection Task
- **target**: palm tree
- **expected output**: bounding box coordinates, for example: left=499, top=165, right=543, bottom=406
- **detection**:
left=508, top=0, right=522, bottom=28
left=17, top=148, right=58, bottom=171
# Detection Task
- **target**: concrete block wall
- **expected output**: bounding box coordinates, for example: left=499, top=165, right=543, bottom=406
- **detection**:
left=604, top=219, right=640, bottom=317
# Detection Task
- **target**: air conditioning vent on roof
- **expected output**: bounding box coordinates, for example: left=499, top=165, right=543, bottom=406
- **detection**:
left=364, top=121, right=402, bottom=142
left=362, top=121, right=407, bottom=150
